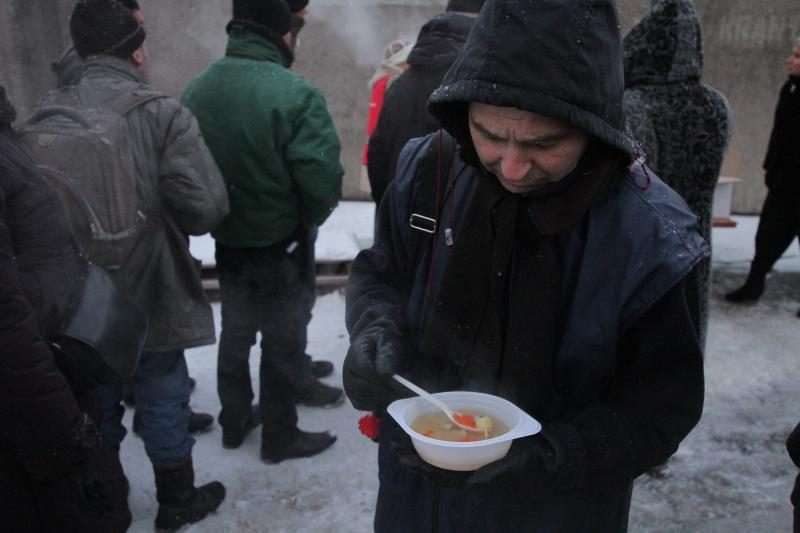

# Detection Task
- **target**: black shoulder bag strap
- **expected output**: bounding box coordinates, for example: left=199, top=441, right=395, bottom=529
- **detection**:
left=407, top=129, right=457, bottom=269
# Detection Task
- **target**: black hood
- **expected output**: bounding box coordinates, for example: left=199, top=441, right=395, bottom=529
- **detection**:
left=624, top=0, right=703, bottom=87
left=407, top=12, right=475, bottom=70
left=429, top=0, right=634, bottom=166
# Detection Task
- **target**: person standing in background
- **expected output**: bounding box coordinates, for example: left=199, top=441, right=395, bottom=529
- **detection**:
left=725, top=37, right=800, bottom=317
left=183, top=0, right=344, bottom=463
left=360, top=39, right=413, bottom=201
left=0, top=85, right=131, bottom=533
left=30, top=1, right=230, bottom=529
left=366, top=0, right=485, bottom=208
left=50, top=0, right=216, bottom=437
left=623, top=0, right=731, bottom=346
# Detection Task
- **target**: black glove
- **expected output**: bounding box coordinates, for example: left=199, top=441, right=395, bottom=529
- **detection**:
left=390, top=423, right=471, bottom=488
left=18, top=412, right=102, bottom=483
left=466, top=431, right=561, bottom=492
left=343, top=318, right=409, bottom=411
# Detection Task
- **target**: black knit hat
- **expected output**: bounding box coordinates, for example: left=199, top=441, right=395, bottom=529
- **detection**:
left=233, top=0, right=292, bottom=36
left=446, top=0, right=486, bottom=13
left=286, top=0, right=309, bottom=14
left=70, top=0, right=146, bottom=59
left=119, top=0, right=140, bottom=10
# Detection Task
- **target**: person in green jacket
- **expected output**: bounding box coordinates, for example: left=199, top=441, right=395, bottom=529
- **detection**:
left=182, top=0, right=344, bottom=463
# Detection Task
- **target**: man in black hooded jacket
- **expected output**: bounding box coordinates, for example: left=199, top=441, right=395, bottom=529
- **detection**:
left=366, top=0, right=485, bottom=207
left=343, top=0, right=706, bottom=531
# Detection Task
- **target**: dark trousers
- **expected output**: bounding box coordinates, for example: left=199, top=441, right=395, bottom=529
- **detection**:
left=215, top=229, right=314, bottom=440
left=751, top=189, right=800, bottom=276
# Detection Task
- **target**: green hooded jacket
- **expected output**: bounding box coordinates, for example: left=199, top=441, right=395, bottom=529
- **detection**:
left=182, top=28, right=343, bottom=247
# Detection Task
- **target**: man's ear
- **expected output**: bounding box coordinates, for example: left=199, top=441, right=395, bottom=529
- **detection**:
left=131, top=47, right=145, bottom=67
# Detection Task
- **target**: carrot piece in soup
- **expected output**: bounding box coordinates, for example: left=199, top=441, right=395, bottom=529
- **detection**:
left=453, top=413, right=477, bottom=428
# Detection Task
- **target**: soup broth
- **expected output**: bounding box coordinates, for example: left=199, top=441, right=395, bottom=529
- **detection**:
left=410, top=411, right=509, bottom=442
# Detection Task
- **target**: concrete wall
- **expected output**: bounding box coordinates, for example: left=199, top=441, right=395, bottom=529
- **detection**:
left=2, top=0, right=799, bottom=212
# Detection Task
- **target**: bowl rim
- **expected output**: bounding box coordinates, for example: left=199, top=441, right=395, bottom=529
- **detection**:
left=386, top=390, right=541, bottom=448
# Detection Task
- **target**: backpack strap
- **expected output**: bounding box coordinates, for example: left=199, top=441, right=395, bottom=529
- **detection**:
left=407, top=129, right=457, bottom=268
left=108, top=89, right=168, bottom=116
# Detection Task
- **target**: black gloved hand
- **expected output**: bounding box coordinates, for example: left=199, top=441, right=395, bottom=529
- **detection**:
left=390, top=423, right=470, bottom=488
left=466, top=431, right=561, bottom=492
left=343, top=318, right=409, bottom=411
left=19, top=412, right=102, bottom=483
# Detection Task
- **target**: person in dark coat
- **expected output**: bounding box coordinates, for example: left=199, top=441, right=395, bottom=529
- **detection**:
left=0, top=86, right=131, bottom=532
left=725, top=37, right=800, bottom=317
left=623, top=0, right=731, bottom=346
left=343, top=0, right=706, bottom=531
left=366, top=0, right=485, bottom=207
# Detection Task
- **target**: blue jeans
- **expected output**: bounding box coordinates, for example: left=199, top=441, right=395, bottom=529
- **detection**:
left=98, top=350, right=193, bottom=465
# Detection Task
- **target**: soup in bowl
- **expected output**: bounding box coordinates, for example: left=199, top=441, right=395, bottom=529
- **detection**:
left=387, top=391, right=541, bottom=471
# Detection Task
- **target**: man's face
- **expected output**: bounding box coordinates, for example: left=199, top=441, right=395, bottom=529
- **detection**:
left=787, top=46, right=800, bottom=77
left=469, top=102, right=590, bottom=194
left=132, top=9, right=144, bottom=25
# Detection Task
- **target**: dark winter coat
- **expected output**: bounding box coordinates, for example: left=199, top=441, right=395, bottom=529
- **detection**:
left=346, top=1, right=706, bottom=531
left=0, top=124, right=84, bottom=479
left=622, top=0, right=730, bottom=347
left=0, top=120, right=130, bottom=532
left=763, top=76, right=800, bottom=193
left=366, top=12, right=474, bottom=206
left=37, top=56, right=229, bottom=353
left=623, top=0, right=731, bottom=240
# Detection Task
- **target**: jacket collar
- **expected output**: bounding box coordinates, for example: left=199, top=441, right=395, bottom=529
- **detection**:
left=82, top=55, right=147, bottom=83
left=225, top=22, right=293, bottom=67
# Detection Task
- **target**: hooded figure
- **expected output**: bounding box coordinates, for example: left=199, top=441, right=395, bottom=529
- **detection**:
left=623, top=0, right=731, bottom=346
left=366, top=1, right=485, bottom=206
left=344, top=0, right=706, bottom=531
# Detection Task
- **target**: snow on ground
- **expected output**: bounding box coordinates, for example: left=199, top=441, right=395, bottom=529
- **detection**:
left=120, top=207, right=800, bottom=532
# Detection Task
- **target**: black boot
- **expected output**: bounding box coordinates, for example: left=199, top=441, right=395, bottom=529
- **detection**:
left=134, top=411, right=214, bottom=436
left=725, top=269, right=766, bottom=303
left=261, top=429, right=336, bottom=463
left=153, top=454, right=225, bottom=531
left=221, top=404, right=261, bottom=449
left=295, top=379, right=345, bottom=408
left=310, top=359, right=334, bottom=378
left=188, top=412, right=214, bottom=434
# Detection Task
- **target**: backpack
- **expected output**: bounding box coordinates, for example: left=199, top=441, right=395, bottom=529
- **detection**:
left=19, top=87, right=165, bottom=270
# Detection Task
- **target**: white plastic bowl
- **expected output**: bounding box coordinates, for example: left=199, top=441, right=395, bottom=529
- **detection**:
left=387, top=390, right=541, bottom=471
